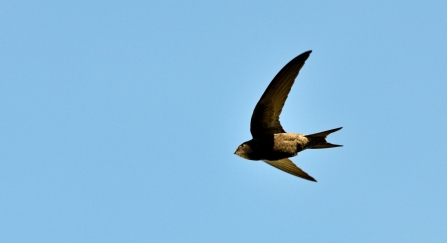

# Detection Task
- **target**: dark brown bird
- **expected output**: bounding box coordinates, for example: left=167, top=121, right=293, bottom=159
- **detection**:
left=234, top=50, right=342, bottom=182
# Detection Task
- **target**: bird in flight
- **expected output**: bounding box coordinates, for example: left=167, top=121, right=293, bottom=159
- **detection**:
left=234, top=50, right=342, bottom=182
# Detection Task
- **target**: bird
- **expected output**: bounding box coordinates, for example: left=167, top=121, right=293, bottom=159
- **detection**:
left=234, top=50, right=342, bottom=182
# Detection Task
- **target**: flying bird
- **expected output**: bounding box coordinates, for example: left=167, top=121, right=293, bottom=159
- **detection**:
left=234, top=50, right=342, bottom=182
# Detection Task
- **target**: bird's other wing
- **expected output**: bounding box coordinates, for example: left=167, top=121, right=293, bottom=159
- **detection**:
left=250, top=51, right=312, bottom=138
left=263, top=158, right=316, bottom=182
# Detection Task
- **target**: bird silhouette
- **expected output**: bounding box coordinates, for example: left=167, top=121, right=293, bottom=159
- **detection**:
left=234, top=50, right=342, bottom=181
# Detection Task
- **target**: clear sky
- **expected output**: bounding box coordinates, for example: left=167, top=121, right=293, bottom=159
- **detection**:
left=1, top=1, right=446, bottom=242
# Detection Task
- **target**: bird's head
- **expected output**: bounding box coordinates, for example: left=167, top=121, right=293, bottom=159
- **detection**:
left=234, top=140, right=257, bottom=160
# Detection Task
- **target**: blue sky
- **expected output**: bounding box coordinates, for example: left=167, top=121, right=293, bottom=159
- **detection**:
left=1, top=1, right=446, bottom=242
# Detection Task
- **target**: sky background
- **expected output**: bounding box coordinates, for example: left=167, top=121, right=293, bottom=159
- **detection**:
left=1, top=1, right=446, bottom=242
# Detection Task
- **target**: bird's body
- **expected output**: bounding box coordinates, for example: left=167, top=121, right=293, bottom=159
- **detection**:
left=234, top=50, right=342, bottom=182
left=236, top=133, right=308, bottom=161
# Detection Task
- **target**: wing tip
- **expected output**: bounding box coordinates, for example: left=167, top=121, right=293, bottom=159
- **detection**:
left=305, top=175, right=317, bottom=182
left=300, top=50, right=312, bottom=59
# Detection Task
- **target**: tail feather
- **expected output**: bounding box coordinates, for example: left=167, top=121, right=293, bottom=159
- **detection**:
left=310, top=142, right=342, bottom=149
left=305, top=127, right=343, bottom=149
left=306, top=127, right=342, bottom=138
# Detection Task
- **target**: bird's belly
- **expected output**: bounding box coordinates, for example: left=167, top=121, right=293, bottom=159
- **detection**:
left=272, top=133, right=309, bottom=159
left=256, top=133, right=309, bottom=160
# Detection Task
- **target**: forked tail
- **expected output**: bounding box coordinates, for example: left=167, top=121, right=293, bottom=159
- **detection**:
left=305, top=127, right=343, bottom=149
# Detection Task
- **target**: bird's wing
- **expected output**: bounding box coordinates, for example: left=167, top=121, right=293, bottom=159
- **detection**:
left=250, top=51, right=312, bottom=137
left=263, top=158, right=316, bottom=182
